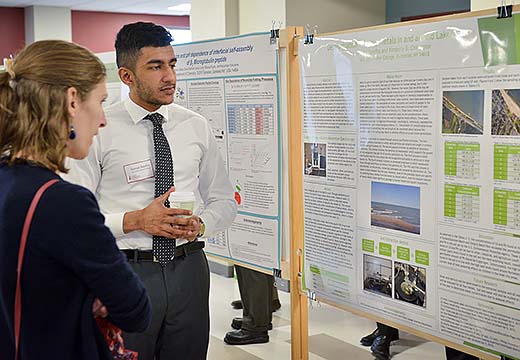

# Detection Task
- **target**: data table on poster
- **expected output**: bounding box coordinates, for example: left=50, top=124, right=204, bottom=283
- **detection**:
left=444, top=184, right=480, bottom=222
left=494, top=144, right=520, bottom=183
left=494, top=189, right=520, bottom=229
left=444, top=142, right=480, bottom=179
left=227, top=104, right=275, bottom=135
left=207, top=232, right=227, bottom=248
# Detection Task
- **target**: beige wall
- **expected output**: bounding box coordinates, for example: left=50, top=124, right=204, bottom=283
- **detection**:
left=225, top=0, right=239, bottom=36
left=471, top=0, right=498, bottom=11
left=286, top=0, right=386, bottom=34
left=197, top=0, right=385, bottom=38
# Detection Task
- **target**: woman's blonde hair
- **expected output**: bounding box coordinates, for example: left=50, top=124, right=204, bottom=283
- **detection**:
left=0, top=40, right=106, bottom=173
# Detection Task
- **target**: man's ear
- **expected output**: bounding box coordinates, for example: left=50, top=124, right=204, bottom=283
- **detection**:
left=67, top=87, right=78, bottom=118
left=118, top=67, right=134, bottom=87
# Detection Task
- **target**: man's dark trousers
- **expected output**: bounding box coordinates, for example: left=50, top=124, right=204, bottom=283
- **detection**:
left=236, top=265, right=273, bottom=332
left=123, top=249, right=210, bottom=360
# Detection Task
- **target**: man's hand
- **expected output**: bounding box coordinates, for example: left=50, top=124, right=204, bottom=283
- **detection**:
left=183, top=216, right=202, bottom=242
left=123, top=187, right=194, bottom=238
left=92, top=298, right=108, bottom=318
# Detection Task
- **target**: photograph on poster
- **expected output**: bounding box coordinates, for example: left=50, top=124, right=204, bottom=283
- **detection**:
left=492, top=89, right=520, bottom=136
left=371, top=182, right=421, bottom=235
left=394, top=262, right=426, bottom=308
left=304, top=142, right=327, bottom=177
left=442, top=90, right=484, bottom=135
left=363, top=254, right=392, bottom=298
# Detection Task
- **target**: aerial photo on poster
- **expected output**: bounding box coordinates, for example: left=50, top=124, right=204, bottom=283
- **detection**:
left=442, top=90, right=484, bottom=135
left=492, top=89, right=520, bottom=136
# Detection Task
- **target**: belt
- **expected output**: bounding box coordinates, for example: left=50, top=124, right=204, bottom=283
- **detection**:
left=122, top=241, right=205, bottom=263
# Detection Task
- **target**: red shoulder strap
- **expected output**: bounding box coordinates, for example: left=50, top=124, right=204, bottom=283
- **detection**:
left=14, top=179, right=58, bottom=360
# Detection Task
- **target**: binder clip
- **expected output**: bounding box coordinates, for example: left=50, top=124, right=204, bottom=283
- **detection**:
left=306, top=289, right=321, bottom=309
left=272, top=268, right=282, bottom=289
left=304, top=24, right=318, bottom=45
left=497, top=1, right=512, bottom=19
left=270, top=20, right=281, bottom=45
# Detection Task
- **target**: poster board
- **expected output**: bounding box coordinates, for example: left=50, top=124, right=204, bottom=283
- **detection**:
left=297, top=8, right=520, bottom=360
left=174, top=33, right=284, bottom=273
left=95, top=51, right=128, bottom=107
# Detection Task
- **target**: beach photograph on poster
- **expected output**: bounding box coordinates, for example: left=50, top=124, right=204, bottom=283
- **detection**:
left=303, top=142, right=327, bottom=177
left=394, top=262, right=426, bottom=308
left=363, top=254, right=392, bottom=298
left=371, top=181, right=421, bottom=235
left=492, top=89, right=520, bottom=136
left=442, top=90, right=484, bottom=135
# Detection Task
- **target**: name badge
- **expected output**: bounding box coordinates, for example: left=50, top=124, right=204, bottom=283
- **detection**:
left=123, top=159, right=154, bottom=183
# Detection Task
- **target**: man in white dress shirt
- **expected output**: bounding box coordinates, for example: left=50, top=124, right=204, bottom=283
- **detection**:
left=67, top=22, right=237, bottom=359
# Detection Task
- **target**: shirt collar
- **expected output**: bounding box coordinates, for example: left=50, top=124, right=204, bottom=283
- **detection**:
left=124, top=97, right=169, bottom=125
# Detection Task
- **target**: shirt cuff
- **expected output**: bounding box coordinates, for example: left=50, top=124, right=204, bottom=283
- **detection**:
left=199, top=214, right=215, bottom=238
left=104, top=212, right=126, bottom=238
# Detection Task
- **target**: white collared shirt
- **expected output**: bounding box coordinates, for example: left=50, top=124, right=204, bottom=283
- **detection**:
left=66, top=98, right=237, bottom=249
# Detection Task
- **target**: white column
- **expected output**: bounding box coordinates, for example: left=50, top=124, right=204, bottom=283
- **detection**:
left=191, top=0, right=239, bottom=40
left=25, top=6, right=71, bottom=44
left=239, top=0, right=286, bottom=34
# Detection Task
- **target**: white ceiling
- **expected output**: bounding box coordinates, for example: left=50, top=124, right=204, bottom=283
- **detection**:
left=0, top=0, right=191, bottom=15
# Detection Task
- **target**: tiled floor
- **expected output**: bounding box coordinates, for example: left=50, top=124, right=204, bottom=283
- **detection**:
left=208, top=273, right=446, bottom=360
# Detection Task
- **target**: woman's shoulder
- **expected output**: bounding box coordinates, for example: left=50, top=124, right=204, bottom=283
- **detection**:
left=44, top=178, right=98, bottom=210
left=34, top=178, right=105, bottom=237
left=5, top=164, right=99, bottom=213
left=1, top=164, right=100, bottom=228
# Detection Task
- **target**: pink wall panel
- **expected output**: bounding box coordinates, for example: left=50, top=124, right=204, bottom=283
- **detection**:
left=0, top=7, right=25, bottom=59
left=72, top=11, right=190, bottom=53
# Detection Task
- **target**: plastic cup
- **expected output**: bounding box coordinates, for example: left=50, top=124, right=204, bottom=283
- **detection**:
left=169, top=191, right=195, bottom=217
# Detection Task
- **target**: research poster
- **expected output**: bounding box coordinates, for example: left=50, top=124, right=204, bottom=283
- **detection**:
left=300, top=13, right=520, bottom=358
left=175, top=33, right=281, bottom=270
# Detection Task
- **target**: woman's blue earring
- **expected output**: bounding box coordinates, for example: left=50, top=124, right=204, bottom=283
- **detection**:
left=69, top=125, right=76, bottom=140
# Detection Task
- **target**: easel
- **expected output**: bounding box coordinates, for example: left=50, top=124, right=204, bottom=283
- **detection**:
left=281, top=6, right=519, bottom=360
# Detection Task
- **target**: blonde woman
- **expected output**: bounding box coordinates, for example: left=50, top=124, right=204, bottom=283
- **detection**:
left=0, top=40, right=151, bottom=359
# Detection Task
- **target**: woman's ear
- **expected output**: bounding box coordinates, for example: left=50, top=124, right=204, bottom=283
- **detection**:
left=118, top=67, right=134, bottom=87
left=67, top=87, right=78, bottom=118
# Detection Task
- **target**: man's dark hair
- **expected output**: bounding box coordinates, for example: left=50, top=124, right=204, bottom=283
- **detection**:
left=115, top=22, right=173, bottom=70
